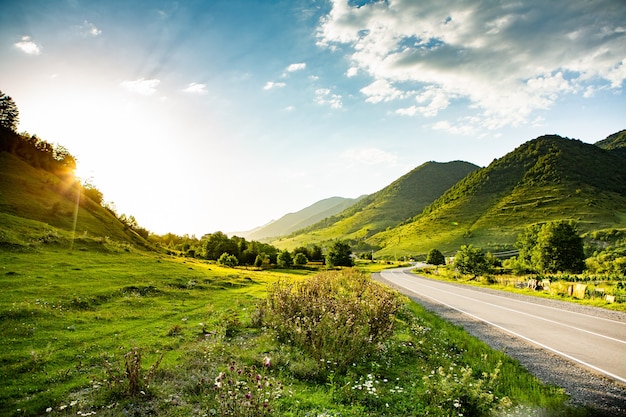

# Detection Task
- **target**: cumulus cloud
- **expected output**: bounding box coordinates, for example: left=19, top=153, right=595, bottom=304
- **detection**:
left=121, top=78, right=160, bottom=95
left=341, top=147, right=398, bottom=165
left=317, top=0, right=626, bottom=129
left=263, top=81, right=286, bottom=90
left=14, top=36, right=41, bottom=55
left=286, top=62, right=306, bottom=72
left=315, top=88, right=343, bottom=109
left=183, top=82, right=207, bottom=94
left=361, top=79, right=410, bottom=103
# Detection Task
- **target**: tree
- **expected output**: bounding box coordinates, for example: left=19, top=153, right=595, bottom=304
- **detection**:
left=218, top=252, right=239, bottom=267
left=277, top=250, right=293, bottom=268
left=326, top=241, right=354, bottom=267
left=294, top=252, right=308, bottom=266
left=513, top=221, right=585, bottom=274
left=0, top=90, right=19, bottom=132
left=514, top=224, right=542, bottom=272
left=535, top=221, right=585, bottom=273
left=426, top=248, right=445, bottom=266
left=309, top=245, right=323, bottom=262
left=454, top=244, right=490, bottom=278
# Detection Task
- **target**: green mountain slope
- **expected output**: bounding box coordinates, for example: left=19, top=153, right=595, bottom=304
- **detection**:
left=0, top=148, right=148, bottom=250
left=369, top=134, right=626, bottom=257
left=241, top=196, right=365, bottom=241
left=273, top=161, right=479, bottom=249
left=595, top=129, right=626, bottom=150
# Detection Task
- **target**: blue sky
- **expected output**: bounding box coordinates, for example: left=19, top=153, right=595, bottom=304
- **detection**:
left=1, top=0, right=625, bottom=236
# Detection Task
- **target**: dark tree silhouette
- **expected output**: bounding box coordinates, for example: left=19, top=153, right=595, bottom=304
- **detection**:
left=0, top=90, right=19, bottom=132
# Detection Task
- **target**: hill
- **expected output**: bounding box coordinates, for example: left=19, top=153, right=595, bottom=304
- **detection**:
left=595, top=129, right=626, bottom=151
left=0, top=128, right=149, bottom=250
left=368, top=134, right=626, bottom=257
left=272, top=161, right=479, bottom=249
left=240, top=196, right=365, bottom=241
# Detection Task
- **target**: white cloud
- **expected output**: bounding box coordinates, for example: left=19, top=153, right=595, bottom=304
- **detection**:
left=263, top=81, right=286, bottom=90
left=14, top=36, right=41, bottom=55
left=78, top=20, right=101, bottom=36
left=121, top=78, right=160, bottom=95
left=286, top=62, right=306, bottom=72
left=317, top=0, right=626, bottom=129
left=341, top=147, right=398, bottom=165
left=183, top=82, right=208, bottom=94
left=360, top=79, right=409, bottom=103
left=315, top=88, right=343, bottom=109
left=346, top=67, right=358, bottom=77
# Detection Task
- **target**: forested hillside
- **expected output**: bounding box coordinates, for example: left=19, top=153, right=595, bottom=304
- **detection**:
left=0, top=127, right=150, bottom=248
left=368, top=134, right=626, bottom=257
left=273, top=161, right=478, bottom=250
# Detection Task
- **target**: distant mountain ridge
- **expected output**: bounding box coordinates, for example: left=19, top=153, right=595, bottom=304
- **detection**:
left=272, top=160, right=479, bottom=248
left=239, top=196, right=366, bottom=241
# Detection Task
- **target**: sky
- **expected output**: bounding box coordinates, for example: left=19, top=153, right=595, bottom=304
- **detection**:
left=1, top=0, right=625, bottom=237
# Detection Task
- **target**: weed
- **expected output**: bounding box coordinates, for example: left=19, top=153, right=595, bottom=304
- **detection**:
left=210, top=360, right=283, bottom=416
left=101, top=347, right=163, bottom=397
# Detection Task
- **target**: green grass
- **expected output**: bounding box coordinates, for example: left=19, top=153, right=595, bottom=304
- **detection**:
left=413, top=266, right=626, bottom=312
left=0, top=246, right=599, bottom=416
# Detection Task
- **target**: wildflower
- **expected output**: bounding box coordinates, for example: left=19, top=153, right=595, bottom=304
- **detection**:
left=263, top=356, right=271, bottom=367
left=46, top=408, right=52, bottom=413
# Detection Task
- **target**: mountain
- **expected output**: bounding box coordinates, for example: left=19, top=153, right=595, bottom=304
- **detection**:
left=0, top=128, right=149, bottom=249
left=240, top=196, right=365, bottom=241
left=595, top=129, right=626, bottom=152
left=367, top=134, right=626, bottom=257
left=272, top=161, right=479, bottom=249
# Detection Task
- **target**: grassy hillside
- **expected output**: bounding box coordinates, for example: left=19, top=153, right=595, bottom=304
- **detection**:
left=369, top=135, right=626, bottom=258
left=243, top=196, right=364, bottom=241
left=273, top=161, right=478, bottom=250
left=0, top=151, right=148, bottom=249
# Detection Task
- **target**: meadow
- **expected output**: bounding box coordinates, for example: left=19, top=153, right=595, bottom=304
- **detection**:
left=0, top=242, right=598, bottom=416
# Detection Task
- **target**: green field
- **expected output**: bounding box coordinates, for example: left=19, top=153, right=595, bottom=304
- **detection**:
left=0, top=244, right=599, bottom=417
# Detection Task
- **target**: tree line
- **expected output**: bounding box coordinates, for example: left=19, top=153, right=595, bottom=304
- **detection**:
left=426, top=220, right=591, bottom=277
left=149, top=232, right=355, bottom=268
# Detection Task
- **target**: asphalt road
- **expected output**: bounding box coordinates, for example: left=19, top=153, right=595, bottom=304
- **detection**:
left=378, top=266, right=626, bottom=385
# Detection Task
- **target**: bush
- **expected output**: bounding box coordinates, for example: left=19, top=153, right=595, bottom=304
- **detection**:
left=218, top=252, right=239, bottom=267
left=262, top=270, right=401, bottom=374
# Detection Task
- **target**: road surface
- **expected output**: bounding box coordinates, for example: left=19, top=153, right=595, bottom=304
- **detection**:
left=377, top=266, right=626, bottom=384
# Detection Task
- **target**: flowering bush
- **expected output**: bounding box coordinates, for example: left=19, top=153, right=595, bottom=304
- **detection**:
left=211, top=361, right=283, bottom=416
left=262, top=270, right=402, bottom=373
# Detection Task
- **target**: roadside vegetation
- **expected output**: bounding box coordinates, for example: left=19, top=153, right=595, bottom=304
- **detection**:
left=1, top=243, right=593, bottom=416
left=416, top=222, right=626, bottom=311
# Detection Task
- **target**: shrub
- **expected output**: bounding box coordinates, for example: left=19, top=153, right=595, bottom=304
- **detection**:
left=262, top=270, right=401, bottom=374
left=218, top=252, right=239, bottom=267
